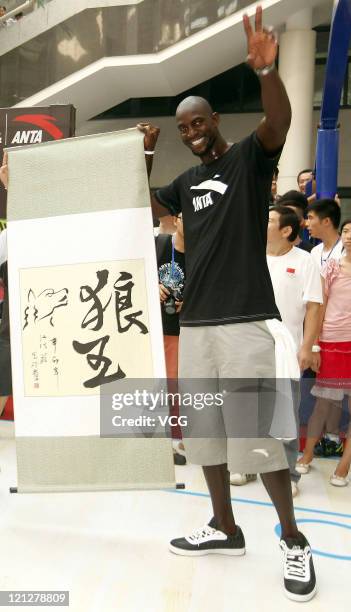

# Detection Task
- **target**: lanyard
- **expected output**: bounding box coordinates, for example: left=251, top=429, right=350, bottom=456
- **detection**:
left=168, top=236, right=175, bottom=284
left=321, top=237, right=340, bottom=267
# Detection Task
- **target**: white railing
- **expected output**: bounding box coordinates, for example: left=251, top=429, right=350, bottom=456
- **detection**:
left=0, top=0, right=50, bottom=25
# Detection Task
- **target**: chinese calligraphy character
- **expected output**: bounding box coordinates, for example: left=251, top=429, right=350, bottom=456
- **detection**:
left=72, top=336, right=125, bottom=388
left=113, top=272, right=148, bottom=334
left=80, top=270, right=111, bottom=331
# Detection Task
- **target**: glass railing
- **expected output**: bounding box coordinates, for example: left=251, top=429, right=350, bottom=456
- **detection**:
left=0, top=0, right=254, bottom=107
left=0, top=0, right=52, bottom=23
left=0, top=0, right=35, bottom=26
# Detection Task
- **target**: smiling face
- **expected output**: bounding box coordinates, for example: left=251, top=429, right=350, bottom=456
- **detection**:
left=176, top=99, right=220, bottom=158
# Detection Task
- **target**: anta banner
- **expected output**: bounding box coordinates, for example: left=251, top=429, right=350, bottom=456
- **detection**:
left=0, top=105, right=76, bottom=220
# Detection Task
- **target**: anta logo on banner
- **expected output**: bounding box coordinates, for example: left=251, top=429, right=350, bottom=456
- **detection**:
left=11, top=114, right=64, bottom=144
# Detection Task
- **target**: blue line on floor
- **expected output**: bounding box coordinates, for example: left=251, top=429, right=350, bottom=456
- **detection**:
left=165, top=488, right=351, bottom=520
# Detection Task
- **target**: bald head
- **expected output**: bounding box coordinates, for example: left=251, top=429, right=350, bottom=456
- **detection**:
left=176, top=96, right=214, bottom=118
left=175, top=96, right=224, bottom=160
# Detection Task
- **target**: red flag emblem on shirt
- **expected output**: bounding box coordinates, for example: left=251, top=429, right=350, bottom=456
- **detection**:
left=286, top=268, right=295, bottom=274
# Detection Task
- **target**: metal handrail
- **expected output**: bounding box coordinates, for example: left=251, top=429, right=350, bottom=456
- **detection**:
left=0, top=0, right=35, bottom=24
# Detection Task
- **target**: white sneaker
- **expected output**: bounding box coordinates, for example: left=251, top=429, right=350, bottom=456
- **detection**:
left=330, top=472, right=349, bottom=487
left=295, top=462, right=311, bottom=475
left=280, top=532, right=317, bottom=602
left=291, top=481, right=299, bottom=498
left=169, top=523, right=246, bottom=556
left=172, top=440, right=186, bottom=457
left=230, top=473, right=257, bottom=486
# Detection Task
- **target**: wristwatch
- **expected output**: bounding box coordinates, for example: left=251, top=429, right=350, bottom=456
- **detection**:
left=255, top=63, right=275, bottom=77
left=312, top=345, right=321, bottom=353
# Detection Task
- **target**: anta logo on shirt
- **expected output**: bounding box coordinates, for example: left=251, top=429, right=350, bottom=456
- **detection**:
left=190, top=175, right=228, bottom=212
left=192, top=192, right=214, bottom=211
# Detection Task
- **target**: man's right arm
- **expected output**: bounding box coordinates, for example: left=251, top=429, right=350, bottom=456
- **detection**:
left=137, top=122, right=171, bottom=219
left=150, top=191, right=171, bottom=219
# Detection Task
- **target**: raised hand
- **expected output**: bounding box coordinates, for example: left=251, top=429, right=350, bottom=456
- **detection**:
left=136, top=122, right=160, bottom=152
left=243, top=6, right=278, bottom=71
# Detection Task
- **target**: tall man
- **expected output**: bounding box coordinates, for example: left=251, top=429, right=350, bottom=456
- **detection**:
left=138, top=6, right=316, bottom=602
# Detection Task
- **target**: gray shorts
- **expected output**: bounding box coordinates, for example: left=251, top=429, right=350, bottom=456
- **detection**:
left=178, top=321, right=288, bottom=474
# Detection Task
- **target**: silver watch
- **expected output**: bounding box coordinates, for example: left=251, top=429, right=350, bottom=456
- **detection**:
left=255, top=63, right=275, bottom=77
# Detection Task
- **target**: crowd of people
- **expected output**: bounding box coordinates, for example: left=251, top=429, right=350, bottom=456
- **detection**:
left=1, top=5, right=350, bottom=604
left=154, top=170, right=351, bottom=492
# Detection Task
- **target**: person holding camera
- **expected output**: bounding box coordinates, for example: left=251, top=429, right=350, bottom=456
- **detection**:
left=156, top=214, right=185, bottom=463
left=158, top=214, right=185, bottom=325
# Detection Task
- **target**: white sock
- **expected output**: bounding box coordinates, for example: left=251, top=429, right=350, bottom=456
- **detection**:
left=326, top=433, right=339, bottom=443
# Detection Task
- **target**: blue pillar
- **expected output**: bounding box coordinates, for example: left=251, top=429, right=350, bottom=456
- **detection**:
left=316, top=129, right=339, bottom=199
left=315, top=0, right=351, bottom=199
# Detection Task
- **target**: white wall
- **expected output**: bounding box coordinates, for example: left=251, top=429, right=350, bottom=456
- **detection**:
left=77, top=109, right=351, bottom=189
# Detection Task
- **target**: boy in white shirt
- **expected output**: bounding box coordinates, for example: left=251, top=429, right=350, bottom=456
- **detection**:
left=231, top=206, right=323, bottom=495
left=268, top=206, right=323, bottom=495
left=305, top=199, right=344, bottom=458
left=307, top=199, right=343, bottom=270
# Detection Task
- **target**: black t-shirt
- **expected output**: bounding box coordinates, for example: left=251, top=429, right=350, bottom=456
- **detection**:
left=155, top=132, right=281, bottom=327
left=156, top=234, right=186, bottom=336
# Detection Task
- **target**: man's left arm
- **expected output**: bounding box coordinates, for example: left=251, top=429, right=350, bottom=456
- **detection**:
left=243, top=6, right=291, bottom=154
left=257, top=71, right=291, bottom=154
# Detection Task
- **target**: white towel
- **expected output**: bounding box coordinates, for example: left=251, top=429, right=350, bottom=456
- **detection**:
left=265, top=318, right=300, bottom=380
left=266, top=319, right=300, bottom=440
